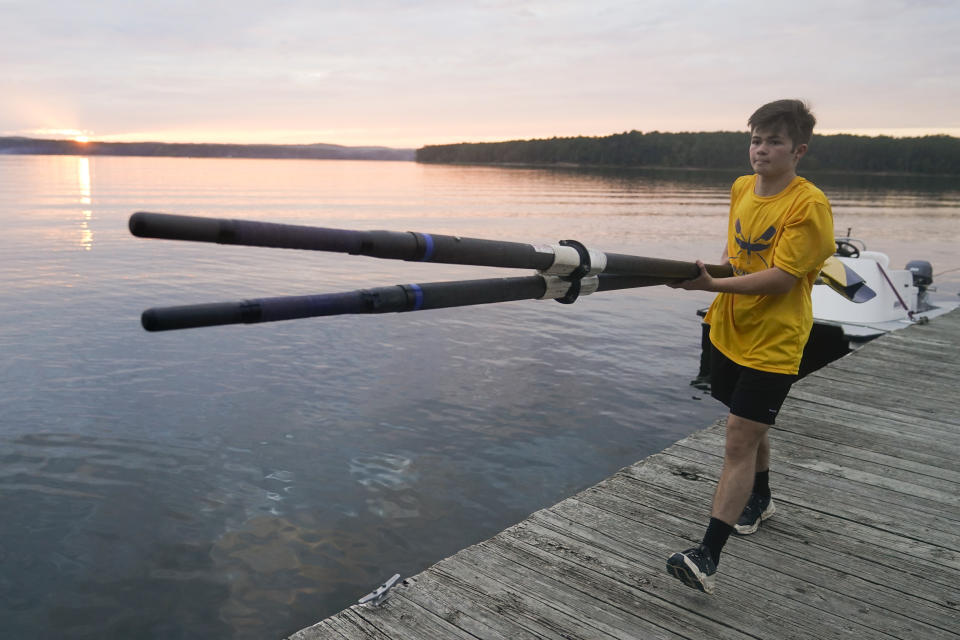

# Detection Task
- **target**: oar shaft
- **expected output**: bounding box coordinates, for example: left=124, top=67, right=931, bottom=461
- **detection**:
left=129, top=212, right=732, bottom=279
left=142, top=276, right=550, bottom=331
left=130, top=211, right=554, bottom=270
left=595, top=274, right=686, bottom=291
left=140, top=272, right=682, bottom=332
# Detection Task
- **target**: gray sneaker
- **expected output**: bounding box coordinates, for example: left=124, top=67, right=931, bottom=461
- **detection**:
left=666, top=544, right=717, bottom=594
left=734, top=493, right=775, bottom=535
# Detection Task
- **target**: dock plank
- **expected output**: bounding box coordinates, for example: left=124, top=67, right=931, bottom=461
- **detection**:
left=796, top=377, right=960, bottom=427
left=591, top=471, right=960, bottom=596
left=660, top=446, right=960, bottom=543
left=571, top=475, right=958, bottom=623
left=772, top=414, right=960, bottom=480
left=504, top=517, right=804, bottom=640
left=498, top=520, right=738, bottom=640
left=547, top=494, right=957, bottom=639
left=290, top=308, right=960, bottom=640
left=430, top=552, right=624, bottom=640
left=777, top=402, right=960, bottom=468
left=393, top=572, right=548, bottom=640
left=526, top=503, right=889, bottom=640
left=683, top=427, right=960, bottom=507
left=456, top=540, right=678, bottom=640
left=346, top=590, right=481, bottom=640
left=787, top=386, right=960, bottom=431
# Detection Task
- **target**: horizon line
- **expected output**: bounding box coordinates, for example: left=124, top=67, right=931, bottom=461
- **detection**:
left=3, top=126, right=959, bottom=149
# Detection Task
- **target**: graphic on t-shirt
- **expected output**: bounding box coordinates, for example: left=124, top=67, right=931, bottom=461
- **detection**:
left=734, top=219, right=777, bottom=269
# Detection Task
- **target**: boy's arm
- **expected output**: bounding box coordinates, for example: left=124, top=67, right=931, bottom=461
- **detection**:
left=670, top=261, right=797, bottom=295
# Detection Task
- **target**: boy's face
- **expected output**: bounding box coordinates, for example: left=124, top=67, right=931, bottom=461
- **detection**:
left=750, top=125, right=806, bottom=178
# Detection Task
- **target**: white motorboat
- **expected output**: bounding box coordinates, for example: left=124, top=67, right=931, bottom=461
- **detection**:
left=811, top=236, right=957, bottom=343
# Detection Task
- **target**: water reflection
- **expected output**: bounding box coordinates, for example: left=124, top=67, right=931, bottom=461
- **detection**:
left=1, top=155, right=959, bottom=640
left=77, top=157, right=93, bottom=250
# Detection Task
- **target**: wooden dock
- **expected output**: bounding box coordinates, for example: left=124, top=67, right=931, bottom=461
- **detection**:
left=290, top=308, right=960, bottom=640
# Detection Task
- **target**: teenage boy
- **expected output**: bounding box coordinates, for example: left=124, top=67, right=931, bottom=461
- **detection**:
left=665, top=99, right=835, bottom=594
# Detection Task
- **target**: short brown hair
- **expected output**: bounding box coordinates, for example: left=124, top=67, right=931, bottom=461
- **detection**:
left=748, top=99, right=816, bottom=149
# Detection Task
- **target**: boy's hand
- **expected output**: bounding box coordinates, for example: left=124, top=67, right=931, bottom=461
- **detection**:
left=668, top=260, right=714, bottom=291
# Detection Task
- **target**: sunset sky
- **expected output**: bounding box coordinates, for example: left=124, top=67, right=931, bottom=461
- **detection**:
left=2, top=1, right=958, bottom=148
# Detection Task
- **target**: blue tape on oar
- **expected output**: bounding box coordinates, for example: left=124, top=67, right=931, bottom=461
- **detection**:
left=419, top=233, right=435, bottom=262
left=408, top=284, right=424, bottom=310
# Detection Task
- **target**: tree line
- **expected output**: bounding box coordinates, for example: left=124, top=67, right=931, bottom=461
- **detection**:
left=0, top=137, right=415, bottom=161
left=416, top=131, right=960, bottom=175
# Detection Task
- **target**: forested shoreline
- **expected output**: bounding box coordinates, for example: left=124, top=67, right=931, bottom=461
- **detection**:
left=0, top=137, right=415, bottom=161
left=416, top=131, right=960, bottom=175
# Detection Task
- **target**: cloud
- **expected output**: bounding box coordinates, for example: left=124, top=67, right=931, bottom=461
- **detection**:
left=1, top=1, right=958, bottom=145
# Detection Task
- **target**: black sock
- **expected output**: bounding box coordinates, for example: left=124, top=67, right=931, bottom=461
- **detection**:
left=701, top=517, right=733, bottom=566
left=753, top=470, right=770, bottom=497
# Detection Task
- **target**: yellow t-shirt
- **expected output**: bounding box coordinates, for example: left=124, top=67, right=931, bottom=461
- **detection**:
left=704, top=175, right=835, bottom=374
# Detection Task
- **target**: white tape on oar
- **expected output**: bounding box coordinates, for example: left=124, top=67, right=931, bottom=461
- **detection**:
left=586, top=248, right=608, bottom=275
left=538, top=274, right=599, bottom=300
left=535, top=244, right=582, bottom=275
left=535, top=243, right=608, bottom=276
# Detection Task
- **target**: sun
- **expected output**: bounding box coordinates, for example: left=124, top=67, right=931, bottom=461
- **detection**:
left=41, top=129, right=93, bottom=142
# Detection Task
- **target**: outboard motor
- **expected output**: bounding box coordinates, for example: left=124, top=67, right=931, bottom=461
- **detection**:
left=906, top=260, right=934, bottom=311
left=906, top=260, right=933, bottom=287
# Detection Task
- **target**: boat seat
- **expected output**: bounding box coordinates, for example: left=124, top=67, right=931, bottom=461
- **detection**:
left=857, top=250, right=890, bottom=267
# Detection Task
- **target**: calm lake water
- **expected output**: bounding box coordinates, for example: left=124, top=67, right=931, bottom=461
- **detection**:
left=2, top=155, right=958, bottom=639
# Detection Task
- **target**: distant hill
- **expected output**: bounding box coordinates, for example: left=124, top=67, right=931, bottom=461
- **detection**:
left=416, top=131, right=960, bottom=175
left=0, top=137, right=415, bottom=161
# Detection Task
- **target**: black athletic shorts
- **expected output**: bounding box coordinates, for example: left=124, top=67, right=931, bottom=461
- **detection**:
left=709, top=345, right=796, bottom=425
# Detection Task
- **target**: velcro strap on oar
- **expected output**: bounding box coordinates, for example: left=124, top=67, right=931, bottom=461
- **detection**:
left=548, top=239, right=607, bottom=304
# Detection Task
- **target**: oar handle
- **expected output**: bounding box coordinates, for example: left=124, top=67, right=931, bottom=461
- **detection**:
left=706, top=263, right=735, bottom=278
left=605, top=253, right=732, bottom=280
